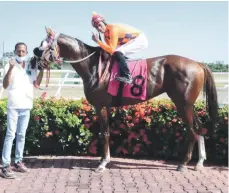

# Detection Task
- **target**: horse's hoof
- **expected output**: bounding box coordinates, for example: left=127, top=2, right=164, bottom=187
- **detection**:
left=194, top=164, right=204, bottom=171
left=94, top=166, right=106, bottom=173
left=176, top=165, right=185, bottom=172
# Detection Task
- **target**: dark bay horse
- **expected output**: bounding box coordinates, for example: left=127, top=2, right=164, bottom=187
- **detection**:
left=32, top=28, right=218, bottom=172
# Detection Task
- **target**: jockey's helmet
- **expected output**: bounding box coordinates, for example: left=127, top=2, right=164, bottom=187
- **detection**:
left=91, top=12, right=105, bottom=28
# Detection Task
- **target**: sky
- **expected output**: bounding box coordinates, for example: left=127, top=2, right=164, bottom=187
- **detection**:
left=0, top=1, right=228, bottom=63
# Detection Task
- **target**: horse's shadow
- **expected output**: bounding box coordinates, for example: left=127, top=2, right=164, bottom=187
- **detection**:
left=21, top=156, right=206, bottom=171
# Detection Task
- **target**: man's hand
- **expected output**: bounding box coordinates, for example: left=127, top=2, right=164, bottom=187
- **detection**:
left=3, top=58, right=15, bottom=89
left=9, top=57, right=15, bottom=70
left=92, top=31, right=99, bottom=43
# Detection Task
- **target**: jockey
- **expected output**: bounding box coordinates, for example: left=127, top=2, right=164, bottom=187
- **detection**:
left=91, top=12, right=148, bottom=84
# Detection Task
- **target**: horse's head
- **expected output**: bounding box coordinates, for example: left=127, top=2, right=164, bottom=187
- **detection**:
left=32, top=27, right=61, bottom=69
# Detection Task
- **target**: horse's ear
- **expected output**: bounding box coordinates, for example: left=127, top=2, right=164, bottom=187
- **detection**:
left=45, top=26, right=53, bottom=36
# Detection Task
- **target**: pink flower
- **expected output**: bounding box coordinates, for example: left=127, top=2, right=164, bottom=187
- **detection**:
left=41, top=92, right=47, bottom=100
left=116, top=146, right=122, bottom=154
left=201, top=128, right=208, bottom=135
left=120, top=123, right=126, bottom=129
left=113, top=130, right=120, bottom=134
left=194, top=134, right=198, bottom=141
left=140, top=129, right=145, bottom=136
left=175, top=132, right=180, bottom=137
left=162, top=128, right=167, bottom=133
left=167, top=122, right=172, bottom=127
left=133, top=145, right=140, bottom=154
left=122, top=148, right=128, bottom=155
left=172, top=119, right=177, bottom=123
left=128, top=132, right=135, bottom=141
left=178, top=136, right=183, bottom=141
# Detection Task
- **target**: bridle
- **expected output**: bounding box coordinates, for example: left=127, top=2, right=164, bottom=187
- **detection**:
left=34, top=31, right=97, bottom=88
left=36, top=32, right=96, bottom=69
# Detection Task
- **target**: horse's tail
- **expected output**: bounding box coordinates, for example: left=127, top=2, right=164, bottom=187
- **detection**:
left=200, top=63, right=219, bottom=135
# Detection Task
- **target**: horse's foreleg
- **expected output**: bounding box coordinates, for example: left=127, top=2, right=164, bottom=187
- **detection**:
left=95, top=106, right=111, bottom=173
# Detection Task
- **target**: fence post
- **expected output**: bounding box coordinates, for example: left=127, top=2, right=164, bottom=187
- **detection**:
left=55, top=72, right=70, bottom=98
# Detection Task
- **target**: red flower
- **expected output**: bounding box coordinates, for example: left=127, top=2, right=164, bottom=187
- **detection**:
left=34, top=116, right=40, bottom=121
left=123, top=106, right=129, bottom=110
left=84, top=117, right=90, bottom=123
left=82, top=105, right=91, bottom=112
left=146, top=109, right=151, bottom=116
left=151, top=107, right=157, bottom=112
left=55, top=130, right=60, bottom=135
left=89, top=146, right=97, bottom=155
left=166, top=104, right=171, bottom=108
left=139, top=109, right=145, bottom=118
left=45, top=132, right=53, bottom=138
left=220, top=138, right=225, bottom=143
left=198, top=110, right=206, bottom=116
left=82, top=99, right=88, bottom=105
left=93, top=116, right=98, bottom=122
left=144, top=117, right=151, bottom=123
left=178, top=136, right=183, bottom=141
left=74, top=111, right=79, bottom=116
left=135, top=112, right=140, bottom=118
left=133, top=118, right=140, bottom=124
left=125, top=115, right=132, bottom=121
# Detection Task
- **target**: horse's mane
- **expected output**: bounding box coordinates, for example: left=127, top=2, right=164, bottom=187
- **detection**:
left=60, top=33, right=99, bottom=51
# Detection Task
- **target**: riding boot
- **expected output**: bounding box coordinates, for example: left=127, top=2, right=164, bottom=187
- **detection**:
left=113, top=51, right=133, bottom=84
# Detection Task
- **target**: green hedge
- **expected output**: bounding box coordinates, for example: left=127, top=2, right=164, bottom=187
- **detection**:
left=0, top=97, right=228, bottom=164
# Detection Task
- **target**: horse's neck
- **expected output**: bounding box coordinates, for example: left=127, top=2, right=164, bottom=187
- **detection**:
left=58, top=34, right=111, bottom=88
left=58, top=35, right=97, bottom=81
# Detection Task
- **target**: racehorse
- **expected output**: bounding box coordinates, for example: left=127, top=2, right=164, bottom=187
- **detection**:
left=31, top=27, right=219, bottom=173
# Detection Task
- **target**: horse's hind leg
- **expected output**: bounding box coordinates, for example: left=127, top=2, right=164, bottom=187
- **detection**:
left=176, top=104, right=197, bottom=172
left=194, top=111, right=207, bottom=171
left=194, top=135, right=206, bottom=171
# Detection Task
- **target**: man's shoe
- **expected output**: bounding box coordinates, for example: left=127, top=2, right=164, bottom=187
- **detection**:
left=0, top=165, right=16, bottom=179
left=12, top=161, right=30, bottom=173
left=115, top=75, right=133, bottom=84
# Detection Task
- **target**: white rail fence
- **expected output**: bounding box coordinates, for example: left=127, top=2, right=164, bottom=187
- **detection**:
left=0, top=69, right=228, bottom=104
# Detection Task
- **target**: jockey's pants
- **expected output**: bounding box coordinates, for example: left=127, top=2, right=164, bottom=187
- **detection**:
left=115, top=33, right=148, bottom=56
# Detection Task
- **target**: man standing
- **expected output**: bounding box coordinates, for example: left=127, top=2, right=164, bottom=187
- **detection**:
left=0, top=42, right=44, bottom=179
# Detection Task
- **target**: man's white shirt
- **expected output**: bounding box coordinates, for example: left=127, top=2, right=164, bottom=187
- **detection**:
left=3, top=59, right=37, bottom=109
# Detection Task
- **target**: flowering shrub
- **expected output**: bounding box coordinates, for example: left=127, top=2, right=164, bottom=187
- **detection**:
left=0, top=97, right=227, bottom=164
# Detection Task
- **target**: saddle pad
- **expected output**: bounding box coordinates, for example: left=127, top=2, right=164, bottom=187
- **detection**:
left=107, top=59, right=148, bottom=100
